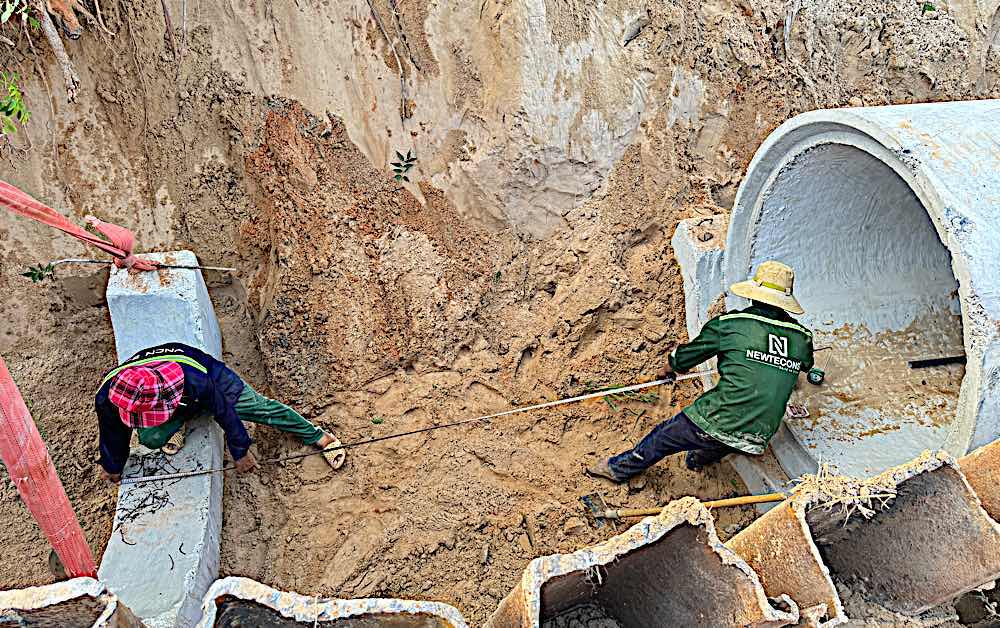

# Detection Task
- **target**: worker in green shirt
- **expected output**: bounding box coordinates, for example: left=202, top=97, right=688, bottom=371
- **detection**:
left=587, top=261, right=814, bottom=483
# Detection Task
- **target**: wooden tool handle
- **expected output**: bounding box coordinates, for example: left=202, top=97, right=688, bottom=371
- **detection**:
left=606, top=492, right=787, bottom=519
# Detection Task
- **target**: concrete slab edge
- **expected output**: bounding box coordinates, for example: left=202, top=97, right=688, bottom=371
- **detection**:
left=100, top=251, right=226, bottom=628
left=959, top=438, right=1000, bottom=523
left=193, top=576, right=470, bottom=627
left=671, top=215, right=727, bottom=392
left=0, top=577, right=144, bottom=627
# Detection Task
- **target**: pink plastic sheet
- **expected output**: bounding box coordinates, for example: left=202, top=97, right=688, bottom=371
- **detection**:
left=0, top=357, right=97, bottom=578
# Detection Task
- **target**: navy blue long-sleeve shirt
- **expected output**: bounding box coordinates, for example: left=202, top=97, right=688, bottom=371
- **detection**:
left=96, top=343, right=250, bottom=474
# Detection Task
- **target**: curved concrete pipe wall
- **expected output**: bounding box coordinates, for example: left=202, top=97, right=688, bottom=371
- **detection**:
left=195, top=577, right=469, bottom=627
left=725, top=100, right=1000, bottom=478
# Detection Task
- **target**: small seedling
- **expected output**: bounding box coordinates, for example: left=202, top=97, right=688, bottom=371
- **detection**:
left=0, top=72, right=29, bottom=136
left=921, top=2, right=936, bottom=14
left=584, top=381, right=659, bottom=417
left=22, top=262, right=54, bottom=282
left=391, top=149, right=417, bottom=183
left=0, top=0, right=28, bottom=24
left=492, top=270, right=501, bottom=284
left=371, top=415, right=384, bottom=425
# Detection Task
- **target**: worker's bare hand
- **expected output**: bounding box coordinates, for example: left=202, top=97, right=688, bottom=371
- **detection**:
left=656, top=363, right=675, bottom=382
left=234, top=452, right=258, bottom=474
left=99, top=468, right=121, bottom=484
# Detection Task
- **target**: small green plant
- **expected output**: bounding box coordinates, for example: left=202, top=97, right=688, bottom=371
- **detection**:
left=1, top=0, right=27, bottom=24
left=1, top=72, right=30, bottom=136
left=921, top=2, right=936, bottom=14
left=584, top=381, right=659, bottom=416
left=371, top=415, right=384, bottom=425
left=22, top=262, right=54, bottom=282
left=391, top=149, right=417, bottom=183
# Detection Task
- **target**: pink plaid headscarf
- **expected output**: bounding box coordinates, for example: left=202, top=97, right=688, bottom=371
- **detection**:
left=108, top=362, right=184, bottom=428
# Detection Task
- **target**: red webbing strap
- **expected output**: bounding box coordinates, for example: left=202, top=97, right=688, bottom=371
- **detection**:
left=0, top=180, right=158, bottom=271
left=0, top=356, right=97, bottom=578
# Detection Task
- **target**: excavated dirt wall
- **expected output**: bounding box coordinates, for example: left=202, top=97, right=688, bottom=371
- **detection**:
left=1, top=0, right=999, bottom=624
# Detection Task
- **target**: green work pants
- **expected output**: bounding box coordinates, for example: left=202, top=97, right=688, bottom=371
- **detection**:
left=136, top=383, right=324, bottom=449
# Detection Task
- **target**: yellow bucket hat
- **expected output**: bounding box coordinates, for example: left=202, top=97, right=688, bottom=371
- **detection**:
left=730, top=260, right=804, bottom=315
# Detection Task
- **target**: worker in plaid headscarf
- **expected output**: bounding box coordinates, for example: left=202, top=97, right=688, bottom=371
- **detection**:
left=95, top=342, right=345, bottom=482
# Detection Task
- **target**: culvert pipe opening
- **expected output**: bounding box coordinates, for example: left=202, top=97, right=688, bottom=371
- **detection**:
left=752, top=143, right=961, bottom=476
left=722, top=102, right=1000, bottom=479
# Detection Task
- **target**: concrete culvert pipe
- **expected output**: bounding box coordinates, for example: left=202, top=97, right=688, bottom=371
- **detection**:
left=487, top=497, right=798, bottom=627
left=0, top=578, right=143, bottom=627
left=195, top=577, right=469, bottom=627
left=724, top=99, right=1000, bottom=479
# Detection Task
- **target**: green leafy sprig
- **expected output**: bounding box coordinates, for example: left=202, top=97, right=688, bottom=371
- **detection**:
left=391, top=149, right=417, bottom=183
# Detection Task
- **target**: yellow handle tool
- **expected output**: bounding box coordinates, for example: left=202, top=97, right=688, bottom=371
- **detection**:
left=598, top=492, right=787, bottom=520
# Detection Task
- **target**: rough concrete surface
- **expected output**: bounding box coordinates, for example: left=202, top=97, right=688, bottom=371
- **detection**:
left=541, top=602, right=622, bottom=628
left=730, top=452, right=1000, bottom=623
left=723, top=100, right=1000, bottom=479
left=194, top=577, right=469, bottom=627
left=100, top=251, right=225, bottom=628
left=106, top=250, right=223, bottom=362
left=812, top=453, right=1000, bottom=616
left=960, top=439, right=1000, bottom=524
left=487, top=497, right=797, bottom=627
left=0, top=577, right=144, bottom=627
left=726, top=498, right=846, bottom=627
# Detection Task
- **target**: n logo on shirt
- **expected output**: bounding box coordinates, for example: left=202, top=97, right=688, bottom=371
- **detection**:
left=768, top=333, right=788, bottom=357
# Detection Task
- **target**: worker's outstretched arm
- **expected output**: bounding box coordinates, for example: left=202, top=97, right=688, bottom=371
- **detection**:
left=96, top=398, right=130, bottom=480
left=210, top=386, right=253, bottom=468
left=800, top=334, right=815, bottom=372
left=668, top=316, right=722, bottom=374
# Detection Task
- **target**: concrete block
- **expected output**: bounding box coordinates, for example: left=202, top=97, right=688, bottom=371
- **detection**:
left=194, top=577, right=470, bottom=627
left=959, top=438, right=1000, bottom=521
left=671, top=215, right=727, bottom=391
left=722, top=100, right=1000, bottom=479
left=486, top=497, right=798, bottom=628
left=726, top=447, right=791, bottom=515
left=672, top=215, right=728, bottom=341
left=100, top=250, right=225, bottom=628
left=728, top=451, right=1000, bottom=623
left=106, top=250, right=223, bottom=361
left=0, top=577, right=145, bottom=627
left=99, top=421, right=224, bottom=628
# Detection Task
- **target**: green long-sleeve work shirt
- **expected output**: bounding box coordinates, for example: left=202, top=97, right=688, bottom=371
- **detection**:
left=668, top=303, right=815, bottom=454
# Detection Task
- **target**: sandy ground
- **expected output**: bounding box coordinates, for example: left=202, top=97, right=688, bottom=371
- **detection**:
left=0, top=0, right=999, bottom=625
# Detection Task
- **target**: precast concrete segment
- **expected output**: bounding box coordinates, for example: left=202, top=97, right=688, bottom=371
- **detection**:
left=486, top=497, right=799, bottom=628
left=729, top=452, right=1000, bottom=621
left=959, top=438, right=1000, bottom=522
left=0, top=577, right=145, bottom=627
left=193, top=577, right=469, bottom=627
left=106, top=250, right=223, bottom=362
left=722, top=100, right=1000, bottom=479
left=810, top=453, right=1000, bottom=615
left=671, top=214, right=727, bottom=381
left=101, top=251, right=225, bottom=628
left=725, top=497, right=845, bottom=627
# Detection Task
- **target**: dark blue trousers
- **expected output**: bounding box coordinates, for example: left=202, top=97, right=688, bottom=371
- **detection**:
left=608, top=412, right=739, bottom=480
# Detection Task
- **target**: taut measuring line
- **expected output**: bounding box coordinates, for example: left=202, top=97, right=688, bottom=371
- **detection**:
left=119, top=370, right=716, bottom=485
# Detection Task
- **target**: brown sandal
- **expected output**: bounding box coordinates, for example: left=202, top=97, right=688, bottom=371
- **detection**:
left=161, top=429, right=186, bottom=456
left=321, top=434, right=346, bottom=470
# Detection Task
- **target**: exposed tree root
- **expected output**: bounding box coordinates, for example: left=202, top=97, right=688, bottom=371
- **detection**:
left=34, top=0, right=79, bottom=102
left=159, top=0, right=176, bottom=60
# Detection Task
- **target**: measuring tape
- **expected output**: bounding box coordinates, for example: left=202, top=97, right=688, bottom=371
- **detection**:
left=118, top=370, right=716, bottom=485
